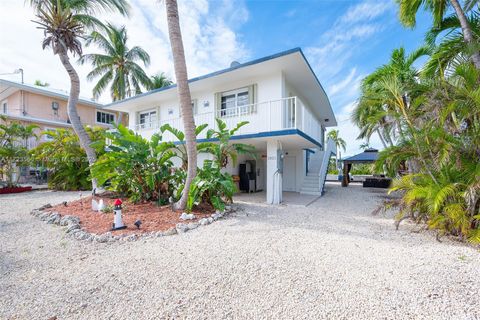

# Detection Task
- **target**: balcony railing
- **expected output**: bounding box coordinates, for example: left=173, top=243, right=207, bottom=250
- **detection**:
left=133, top=97, right=323, bottom=145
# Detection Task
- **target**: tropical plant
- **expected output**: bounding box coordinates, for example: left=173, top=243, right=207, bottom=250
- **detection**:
left=200, top=119, right=257, bottom=168
left=355, top=2, right=480, bottom=243
left=34, top=80, right=49, bottom=87
left=187, top=160, right=237, bottom=212
left=0, top=119, right=38, bottom=187
left=397, top=0, right=480, bottom=69
left=352, top=46, right=430, bottom=149
left=91, top=125, right=175, bottom=202
left=164, top=0, right=197, bottom=210
left=327, top=129, right=346, bottom=169
left=80, top=24, right=151, bottom=101
left=30, top=127, right=106, bottom=190
left=423, top=12, right=480, bottom=77
left=149, top=72, right=173, bottom=90
left=29, top=0, right=130, bottom=190
left=160, top=123, right=208, bottom=169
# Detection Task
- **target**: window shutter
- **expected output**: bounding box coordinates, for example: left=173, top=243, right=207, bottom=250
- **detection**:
left=214, top=92, right=221, bottom=114
left=249, top=84, right=257, bottom=110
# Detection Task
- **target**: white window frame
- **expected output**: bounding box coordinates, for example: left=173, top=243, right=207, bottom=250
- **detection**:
left=220, top=87, right=251, bottom=117
left=43, top=127, right=57, bottom=142
left=138, top=109, right=157, bottom=129
left=96, top=110, right=116, bottom=125
left=1, top=100, right=7, bottom=114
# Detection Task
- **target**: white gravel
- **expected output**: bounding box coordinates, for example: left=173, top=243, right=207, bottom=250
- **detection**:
left=1, top=183, right=479, bottom=319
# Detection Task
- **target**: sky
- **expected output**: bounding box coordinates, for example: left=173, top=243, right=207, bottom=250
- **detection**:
left=0, top=0, right=432, bottom=156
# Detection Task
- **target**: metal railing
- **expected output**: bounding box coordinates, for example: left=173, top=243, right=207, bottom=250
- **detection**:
left=133, top=97, right=323, bottom=143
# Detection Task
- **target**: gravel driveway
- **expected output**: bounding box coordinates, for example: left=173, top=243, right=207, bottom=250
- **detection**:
left=1, top=183, right=479, bottom=319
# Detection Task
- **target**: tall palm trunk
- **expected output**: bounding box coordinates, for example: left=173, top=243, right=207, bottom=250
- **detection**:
left=165, top=0, right=197, bottom=210
left=450, top=0, right=480, bottom=69
left=58, top=52, right=98, bottom=189
left=376, top=129, right=388, bottom=148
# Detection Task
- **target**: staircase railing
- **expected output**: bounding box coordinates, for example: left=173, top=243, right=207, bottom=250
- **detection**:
left=318, top=138, right=337, bottom=195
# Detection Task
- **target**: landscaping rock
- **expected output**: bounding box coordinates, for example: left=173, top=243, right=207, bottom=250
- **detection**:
left=39, top=212, right=52, bottom=221
left=162, top=228, right=177, bottom=236
left=30, top=209, right=41, bottom=217
left=65, top=224, right=80, bottom=234
left=180, top=212, right=196, bottom=220
left=211, top=212, right=223, bottom=221
left=176, top=223, right=190, bottom=233
left=59, top=215, right=80, bottom=226
left=46, top=213, right=61, bottom=225
left=187, top=222, right=199, bottom=230
left=38, top=203, right=52, bottom=211
left=176, top=222, right=199, bottom=233
left=199, top=218, right=211, bottom=226
left=74, top=231, right=90, bottom=241
left=96, top=232, right=112, bottom=243
left=126, top=234, right=137, bottom=242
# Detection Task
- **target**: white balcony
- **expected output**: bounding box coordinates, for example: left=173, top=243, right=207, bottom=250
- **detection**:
left=133, top=97, right=323, bottom=146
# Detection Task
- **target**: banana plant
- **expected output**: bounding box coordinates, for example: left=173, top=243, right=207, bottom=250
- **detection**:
left=198, top=118, right=257, bottom=168
left=91, top=124, right=175, bottom=202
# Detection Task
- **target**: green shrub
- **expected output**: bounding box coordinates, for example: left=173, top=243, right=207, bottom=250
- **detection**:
left=30, top=127, right=105, bottom=190
left=91, top=125, right=175, bottom=202
left=187, top=160, right=237, bottom=212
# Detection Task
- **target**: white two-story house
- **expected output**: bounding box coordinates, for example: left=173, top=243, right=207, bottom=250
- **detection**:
left=105, top=48, right=337, bottom=204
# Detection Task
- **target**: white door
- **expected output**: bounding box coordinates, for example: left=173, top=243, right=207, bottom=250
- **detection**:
left=282, top=156, right=296, bottom=191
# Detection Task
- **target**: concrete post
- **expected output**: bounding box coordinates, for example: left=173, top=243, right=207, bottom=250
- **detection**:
left=266, top=139, right=282, bottom=204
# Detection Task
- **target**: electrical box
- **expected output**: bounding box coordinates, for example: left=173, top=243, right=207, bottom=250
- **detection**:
left=277, top=150, right=284, bottom=174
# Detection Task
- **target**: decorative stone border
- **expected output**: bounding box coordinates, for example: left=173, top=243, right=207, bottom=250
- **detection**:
left=30, top=203, right=235, bottom=243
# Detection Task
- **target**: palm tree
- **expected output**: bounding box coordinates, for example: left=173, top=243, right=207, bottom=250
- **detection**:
left=164, top=0, right=197, bottom=210
left=29, top=0, right=129, bottom=190
left=149, top=72, right=173, bottom=90
left=80, top=24, right=151, bottom=101
left=423, top=12, right=480, bottom=77
left=397, top=0, right=480, bottom=69
left=353, top=46, right=430, bottom=147
left=327, top=129, right=346, bottom=168
left=34, top=80, right=49, bottom=87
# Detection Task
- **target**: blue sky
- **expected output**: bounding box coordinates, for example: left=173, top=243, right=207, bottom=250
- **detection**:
left=0, top=0, right=433, bottom=155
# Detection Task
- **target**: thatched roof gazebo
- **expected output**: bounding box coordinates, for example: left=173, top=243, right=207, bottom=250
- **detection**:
left=341, top=148, right=379, bottom=187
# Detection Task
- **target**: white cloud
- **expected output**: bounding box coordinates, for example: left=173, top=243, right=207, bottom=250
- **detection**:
left=306, top=0, right=394, bottom=155
left=340, top=1, right=393, bottom=24
left=329, top=68, right=357, bottom=96
left=0, top=0, right=250, bottom=103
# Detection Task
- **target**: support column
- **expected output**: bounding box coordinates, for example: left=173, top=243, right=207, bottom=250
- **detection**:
left=266, top=140, right=282, bottom=204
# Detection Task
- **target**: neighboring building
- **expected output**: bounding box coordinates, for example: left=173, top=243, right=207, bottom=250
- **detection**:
left=0, top=79, right=126, bottom=149
left=105, top=48, right=337, bottom=204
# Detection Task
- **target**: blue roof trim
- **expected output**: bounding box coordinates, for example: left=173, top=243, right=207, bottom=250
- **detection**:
left=173, top=128, right=323, bottom=149
left=105, top=47, right=330, bottom=111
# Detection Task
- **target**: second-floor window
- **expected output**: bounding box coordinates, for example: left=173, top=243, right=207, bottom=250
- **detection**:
left=220, top=88, right=249, bottom=117
left=138, top=110, right=157, bottom=129
left=96, top=111, right=115, bottom=125
left=1, top=101, right=6, bottom=114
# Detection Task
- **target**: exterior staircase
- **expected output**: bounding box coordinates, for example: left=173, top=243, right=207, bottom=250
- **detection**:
left=300, top=138, right=336, bottom=196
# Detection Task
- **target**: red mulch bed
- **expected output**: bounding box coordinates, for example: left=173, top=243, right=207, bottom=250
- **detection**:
left=51, top=195, right=214, bottom=236
left=0, top=186, right=32, bottom=194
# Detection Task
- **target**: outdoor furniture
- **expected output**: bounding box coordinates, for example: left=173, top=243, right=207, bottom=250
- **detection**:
left=363, top=177, right=391, bottom=188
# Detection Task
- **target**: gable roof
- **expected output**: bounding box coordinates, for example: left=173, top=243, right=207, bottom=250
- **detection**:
left=0, top=78, right=104, bottom=108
